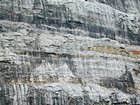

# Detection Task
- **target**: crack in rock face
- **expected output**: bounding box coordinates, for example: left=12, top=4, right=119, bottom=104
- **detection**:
left=0, top=0, right=140, bottom=105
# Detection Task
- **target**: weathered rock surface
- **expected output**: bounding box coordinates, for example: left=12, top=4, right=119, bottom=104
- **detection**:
left=0, top=0, right=140, bottom=105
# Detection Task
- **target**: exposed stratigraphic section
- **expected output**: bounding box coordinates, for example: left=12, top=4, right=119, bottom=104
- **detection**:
left=0, top=0, right=140, bottom=45
left=0, top=0, right=140, bottom=105
left=0, top=20, right=140, bottom=105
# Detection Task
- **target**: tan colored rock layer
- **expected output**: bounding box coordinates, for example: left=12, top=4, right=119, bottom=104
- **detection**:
left=80, top=46, right=140, bottom=58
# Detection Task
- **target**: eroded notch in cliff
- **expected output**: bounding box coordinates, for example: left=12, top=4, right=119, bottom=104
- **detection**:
left=100, top=67, right=135, bottom=94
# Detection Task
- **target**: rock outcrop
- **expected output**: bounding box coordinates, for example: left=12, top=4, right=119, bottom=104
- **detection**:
left=0, top=0, right=140, bottom=105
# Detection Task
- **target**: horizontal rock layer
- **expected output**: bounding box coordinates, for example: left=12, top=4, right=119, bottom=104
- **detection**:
left=0, top=0, right=140, bottom=45
left=0, top=0, right=140, bottom=105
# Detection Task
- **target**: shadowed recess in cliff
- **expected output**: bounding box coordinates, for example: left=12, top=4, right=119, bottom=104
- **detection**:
left=100, top=70, right=135, bottom=94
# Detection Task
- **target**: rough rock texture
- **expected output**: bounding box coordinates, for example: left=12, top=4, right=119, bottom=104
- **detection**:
left=0, top=0, right=140, bottom=105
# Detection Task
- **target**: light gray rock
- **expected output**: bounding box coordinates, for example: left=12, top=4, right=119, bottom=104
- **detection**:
left=0, top=0, right=140, bottom=44
left=0, top=0, right=140, bottom=105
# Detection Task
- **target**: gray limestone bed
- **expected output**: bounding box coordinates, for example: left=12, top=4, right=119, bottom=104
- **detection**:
left=0, top=0, right=140, bottom=105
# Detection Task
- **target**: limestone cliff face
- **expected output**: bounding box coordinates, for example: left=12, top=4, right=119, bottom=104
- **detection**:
left=0, top=0, right=140, bottom=44
left=0, top=0, right=140, bottom=105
